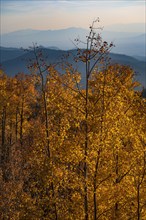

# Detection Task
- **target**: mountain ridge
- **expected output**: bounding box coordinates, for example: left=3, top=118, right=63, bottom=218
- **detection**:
left=0, top=47, right=145, bottom=88
left=1, top=27, right=145, bottom=56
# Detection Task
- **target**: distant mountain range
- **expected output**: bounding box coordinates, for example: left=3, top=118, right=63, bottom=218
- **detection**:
left=0, top=47, right=145, bottom=88
left=105, top=23, right=145, bottom=33
left=0, top=26, right=146, bottom=57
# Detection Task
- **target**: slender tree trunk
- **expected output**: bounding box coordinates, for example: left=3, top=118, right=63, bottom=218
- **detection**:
left=115, top=202, right=119, bottom=219
left=43, top=89, right=58, bottom=220
left=15, top=107, right=18, bottom=142
left=93, top=151, right=100, bottom=220
left=43, top=90, right=50, bottom=158
left=84, top=141, right=88, bottom=220
left=137, top=183, right=140, bottom=220
left=93, top=165, right=98, bottom=220
left=114, top=153, right=119, bottom=219
left=93, top=68, right=106, bottom=220
left=1, top=107, right=6, bottom=153
left=9, top=120, right=12, bottom=145
left=84, top=54, right=89, bottom=220
left=1, top=106, right=9, bottom=181
left=136, top=152, right=146, bottom=220
left=20, top=100, right=24, bottom=148
left=34, top=45, right=58, bottom=219
left=1, top=107, right=6, bottom=165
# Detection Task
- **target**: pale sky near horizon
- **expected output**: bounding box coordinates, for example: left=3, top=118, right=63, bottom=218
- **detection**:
left=0, top=0, right=145, bottom=34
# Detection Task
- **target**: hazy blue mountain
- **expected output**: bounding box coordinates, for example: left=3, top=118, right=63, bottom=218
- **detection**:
left=0, top=26, right=145, bottom=56
left=0, top=47, right=66, bottom=75
left=0, top=47, right=145, bottom=88
left=0, top=46, right=27, bottom=62
left=105, top=23, right=145, bottom=33
left=0, top=27, right=87, bottom=50
left=109, top=33, right=146, bottom=56
left=133, top=55, right=146, bottom=62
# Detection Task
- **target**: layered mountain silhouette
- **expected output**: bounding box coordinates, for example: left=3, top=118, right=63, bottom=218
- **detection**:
left=1, top=27, right=145, bottom=56
left=0, top=47, right=145, bottom=88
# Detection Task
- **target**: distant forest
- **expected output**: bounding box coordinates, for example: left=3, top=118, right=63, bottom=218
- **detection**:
left=0, top=22, right=146, bottom=220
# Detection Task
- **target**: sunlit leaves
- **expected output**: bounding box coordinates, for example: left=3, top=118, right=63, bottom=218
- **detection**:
left=0, top=21, right=146, bottom=219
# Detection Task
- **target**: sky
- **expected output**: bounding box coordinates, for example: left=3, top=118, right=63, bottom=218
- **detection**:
left=0, top=0, right=146, bottom=34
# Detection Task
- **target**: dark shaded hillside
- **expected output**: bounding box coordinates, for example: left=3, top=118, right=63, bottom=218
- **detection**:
left=133, top=56, right=146, bottom=62
left=0, top=47, right=26, bottom=62
left=0, top=48, right=66, bottom=76
left=109, top=53, right=146, bottom=87
left=0, top=47, right=145, bottom=88
left=142, top=88, right=146, bottom=98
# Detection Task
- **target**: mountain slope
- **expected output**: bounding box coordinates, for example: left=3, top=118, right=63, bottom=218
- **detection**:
left=1, top=27, right=145, bottom=56
left=0, top=47, right=27, bottom=62
left=0, top=47, right=145, bottom=88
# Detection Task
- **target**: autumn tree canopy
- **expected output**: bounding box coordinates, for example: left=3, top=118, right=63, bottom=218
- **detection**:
left=0, top=20, right=146, bottom=220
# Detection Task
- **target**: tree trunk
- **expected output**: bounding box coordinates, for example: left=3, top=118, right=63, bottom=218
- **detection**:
left=114, top=153, right=119, bottom=219
left=20, top=100, right=24, bottom=148
left=15, top=107, right=18, bottom=142
left=1, top=107, right=6, bottom=158
left=84, top=55, right=89, bottom=220
left=137, top=184, right=140, bottom=220
left=93, top=152, right=100, bottom=220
